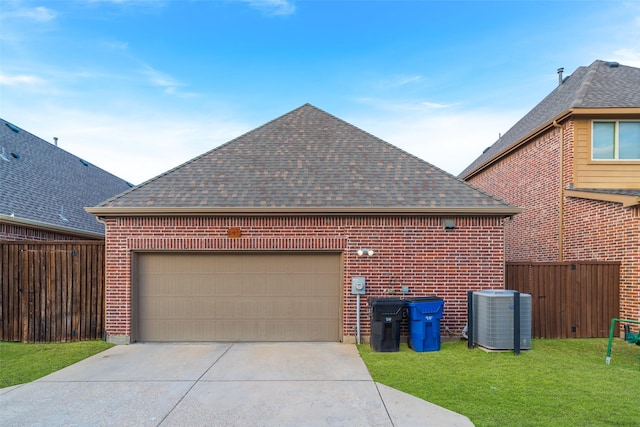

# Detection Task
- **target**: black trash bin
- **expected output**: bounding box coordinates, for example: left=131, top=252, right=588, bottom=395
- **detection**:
left=369, top=298, right=405, bottom=352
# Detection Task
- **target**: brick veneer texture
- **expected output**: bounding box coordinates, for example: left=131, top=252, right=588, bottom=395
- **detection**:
left=0, top=223, right=86, bottom=241
left=470, top=126, right=564, bottom=262
left=103, top=215, right=506, bottom=342
left=563, top=199, right=640, bottom=322
left=468, top=119, right=639, bottom=322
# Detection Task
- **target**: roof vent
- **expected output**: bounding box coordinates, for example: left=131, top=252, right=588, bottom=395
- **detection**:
left=11, top=152, right=20, bottom=159
left=79, top=159, right=89, bottom=167
left=605, top=61, right=620, bottom=68
left=59, top=206, right=69, bottom=222
left=5, top=122, right=20, bottom=133
left=0, top=147, right=9, bottom=162
left=557, top=67, right=564, bottom=85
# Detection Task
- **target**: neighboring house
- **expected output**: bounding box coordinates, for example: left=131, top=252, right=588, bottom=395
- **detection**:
left=88, top=104, right=520, bottom=344
left=460, top=60, right=640, bottom=327
left=0, top=118, right=132, bottom=240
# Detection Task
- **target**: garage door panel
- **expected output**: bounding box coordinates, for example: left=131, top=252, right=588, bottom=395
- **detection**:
left=142, top=298, right=218, bottom=319
left=136, top=252, right=341, bottom=342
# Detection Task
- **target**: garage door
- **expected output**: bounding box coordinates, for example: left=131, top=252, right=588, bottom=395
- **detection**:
left=133, top=252, right=341, bottom=342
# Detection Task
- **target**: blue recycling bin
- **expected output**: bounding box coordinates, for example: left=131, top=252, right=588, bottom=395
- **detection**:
left=406, top=296, right=444, bottom=352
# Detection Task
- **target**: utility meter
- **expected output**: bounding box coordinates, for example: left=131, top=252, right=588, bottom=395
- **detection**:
left=351, top=277, right=366, bottom=295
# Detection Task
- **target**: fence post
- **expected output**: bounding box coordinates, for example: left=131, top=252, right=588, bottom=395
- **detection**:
left=514, top=290, right=520, bottom=355
left=467, top=290, right=474, bottom=349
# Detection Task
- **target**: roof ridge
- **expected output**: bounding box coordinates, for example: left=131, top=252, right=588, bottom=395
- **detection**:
left=91, top=105, right=517, bottom=212
left=570, top=60, right=601, bottom=108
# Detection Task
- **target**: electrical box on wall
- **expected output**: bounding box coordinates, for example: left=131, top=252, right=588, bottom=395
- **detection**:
left=351, top=277, right=366, bottom=295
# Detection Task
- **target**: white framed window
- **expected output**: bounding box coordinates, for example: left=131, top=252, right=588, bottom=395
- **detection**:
left=592, top=120, right=640, bottom=160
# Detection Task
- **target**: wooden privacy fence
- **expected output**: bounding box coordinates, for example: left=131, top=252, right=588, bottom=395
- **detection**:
left=1, top=241, right=105, bottom=342
left=506, top=261, right=620, bottom=339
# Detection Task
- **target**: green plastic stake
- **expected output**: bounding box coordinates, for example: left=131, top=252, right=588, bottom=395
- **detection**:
left=606, top=318, right=640, bottom=365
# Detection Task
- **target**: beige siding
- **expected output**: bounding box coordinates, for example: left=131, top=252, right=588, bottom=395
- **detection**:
left=133, top=252, right=341, bottom=342
left=573, top=117, right=640, bottom=189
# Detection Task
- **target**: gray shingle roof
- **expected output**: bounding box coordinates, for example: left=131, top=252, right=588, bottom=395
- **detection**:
left=0, top=118, right=132, bottom=237
left=460, top=60, right=640, bottom=179
left=95, top=104, right=517, bottom=214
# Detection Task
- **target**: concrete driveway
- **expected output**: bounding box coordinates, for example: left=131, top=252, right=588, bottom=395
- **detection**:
left=0, top=343, right=473, bottom=426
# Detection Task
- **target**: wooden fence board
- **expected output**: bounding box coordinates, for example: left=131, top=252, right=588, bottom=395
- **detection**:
left=506, top=262, right=620, bottom=338
left=0, top=241, right=105, bottom=342
left=72, top=246, right=81, bottom=340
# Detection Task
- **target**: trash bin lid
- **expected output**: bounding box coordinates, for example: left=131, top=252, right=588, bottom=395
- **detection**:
left=369, top=298, right=405, bottom=315
left=406, top=296, right=442, bottom=302
left=406, top=296, right=444, bottom=316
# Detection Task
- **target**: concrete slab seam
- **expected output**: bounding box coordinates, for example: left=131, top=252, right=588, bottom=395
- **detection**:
left=0, top=384, right=26, bottom=396
left=374, top=382, right=396, bottom=427
left=156, top=343, right=234, bottom=426
left=196, top=379, right=375, bottom=383
left=37, top=380, right=196, bottom=384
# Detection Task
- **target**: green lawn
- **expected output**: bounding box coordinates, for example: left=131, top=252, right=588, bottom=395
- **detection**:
left=0, top=340, right=114, bottom=388
left=359, top=339, right=640, bottom=427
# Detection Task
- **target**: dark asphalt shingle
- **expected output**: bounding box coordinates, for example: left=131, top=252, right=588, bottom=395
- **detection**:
left=0, top=118, right=132, bottom=236
left=98, top=104, right=515, bottom=212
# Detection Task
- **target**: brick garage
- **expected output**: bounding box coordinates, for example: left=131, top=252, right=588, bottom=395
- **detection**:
left=90, top=105, right=518, bottom=344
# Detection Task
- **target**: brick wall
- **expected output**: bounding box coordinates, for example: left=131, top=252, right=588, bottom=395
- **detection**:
left=0, top=222, right=87, bottom=241
left=563, top=200, right=639, bottom=322
left=469, top=125, right=564, bottom=261
left=468, top=118, right=639, bottom=322
left=103, top=215, right=506, bottom=343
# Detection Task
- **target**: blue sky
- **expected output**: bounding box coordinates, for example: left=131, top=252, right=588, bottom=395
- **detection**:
left=1, top=0, right=639, bottom=184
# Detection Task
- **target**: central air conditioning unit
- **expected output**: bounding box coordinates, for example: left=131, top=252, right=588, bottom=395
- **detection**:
left=472, top=290, right=532, bottom=350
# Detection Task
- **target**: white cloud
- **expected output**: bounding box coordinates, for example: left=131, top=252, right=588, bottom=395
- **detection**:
left=242, top=0, right=296, bottom=16
left=6, top=6, right=57, bottom=22
left=604, top=4, right=640, bottom=67
left=348, top=106, right=525, bottom=176
left=7, top=106, right=249, bottom=184
left=137, top=63, right=200, bottom=97
left=377, top=75, right=424, bottom=89
left=613, top=48, right=640, bottom=67
left=8, top=100, right=520, bottom=183
left=84, top=0, right=164, bottom=4
left=0, top=73, right=45, bottom=86
left=101, top=40, right=129, bottom=51
left=141, top=64, right=180, bottom=89
left=420, top=101, right=454, bottom=110
left=355, top=97, right=456, bottom=114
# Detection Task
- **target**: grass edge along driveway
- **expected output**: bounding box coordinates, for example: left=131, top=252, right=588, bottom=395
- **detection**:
left=3, top=338, right=638, bottom=426
left=0, top=340, right=114, bottom=388
left=359, top=339, right=639, bottom=427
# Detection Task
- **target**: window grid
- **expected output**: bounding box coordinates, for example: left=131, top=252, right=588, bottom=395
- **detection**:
left=592, top=120, right=640, bottom=161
